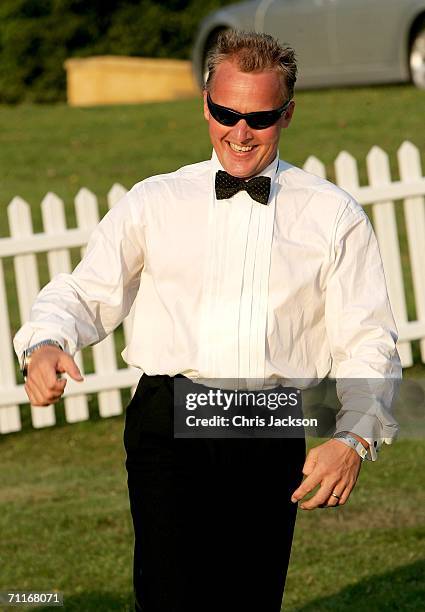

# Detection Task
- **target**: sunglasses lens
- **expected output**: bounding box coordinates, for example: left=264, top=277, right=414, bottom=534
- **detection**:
left=210, top=105, right=238, bottom=126
left=247, top=114, right=277, bottom=129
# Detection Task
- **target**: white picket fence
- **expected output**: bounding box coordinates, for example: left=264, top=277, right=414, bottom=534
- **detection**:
left=1, top=141, right=425, bottom=434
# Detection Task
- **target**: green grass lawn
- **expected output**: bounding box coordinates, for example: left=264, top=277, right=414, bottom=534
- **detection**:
left=0, top=86, right=425, bottom=610
left=0, top=418, right=423, bottom=611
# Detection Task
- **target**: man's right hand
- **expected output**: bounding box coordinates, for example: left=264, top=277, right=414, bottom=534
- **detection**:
left=24, top=345, right=84, bottom=406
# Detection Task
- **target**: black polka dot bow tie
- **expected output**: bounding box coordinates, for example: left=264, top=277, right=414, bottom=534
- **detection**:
left=215, top=170, right=271, bottom=205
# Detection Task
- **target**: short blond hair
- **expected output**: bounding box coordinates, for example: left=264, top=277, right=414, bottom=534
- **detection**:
left=205, top=30, right=297, bottom=100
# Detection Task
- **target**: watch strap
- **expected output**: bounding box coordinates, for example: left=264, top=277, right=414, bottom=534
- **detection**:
left=21, top=339, right=63, bottom=379
left=332, top=431, right=369, bottom=461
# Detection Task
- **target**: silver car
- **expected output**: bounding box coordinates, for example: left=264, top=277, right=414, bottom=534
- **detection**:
left=192, top=0, right=425, bottom=89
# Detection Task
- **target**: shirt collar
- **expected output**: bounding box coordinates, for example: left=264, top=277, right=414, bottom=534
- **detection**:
left=210, top=149, right=280, bottom=184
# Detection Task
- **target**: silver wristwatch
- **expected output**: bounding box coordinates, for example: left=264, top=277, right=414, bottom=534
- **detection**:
left=20, top=339, right=63, bottom=379
left=332, top=431, right=369, bottom=461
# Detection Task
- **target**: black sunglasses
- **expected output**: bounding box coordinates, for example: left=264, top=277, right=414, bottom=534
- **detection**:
left=206, top=93, right=291, bottom=130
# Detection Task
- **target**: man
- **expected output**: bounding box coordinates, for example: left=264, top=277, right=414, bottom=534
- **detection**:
left=14, top=31, right=400, bottom=612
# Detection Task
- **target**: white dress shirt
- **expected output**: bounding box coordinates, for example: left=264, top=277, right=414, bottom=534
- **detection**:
left=14, top=151, right=401, bottom=459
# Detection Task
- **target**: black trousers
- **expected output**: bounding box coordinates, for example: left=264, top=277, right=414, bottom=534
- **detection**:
left=124, top=374, right=306, bottom=612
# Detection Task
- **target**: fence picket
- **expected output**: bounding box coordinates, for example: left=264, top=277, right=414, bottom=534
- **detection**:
left=398, top=141, right=425, bottom=361
left=7, top=197, right=56, bottom=428
left=41, top=192, right=89, bottom=423
left=0, top=260, right=21, bottom=433
left=108, top=183, right=128, bottom=208
left=75, top=188, right=122, bottom=417
left=367, top=146, right=413, bottom=367
left=335, top=151, right=360, bottom=191
left=303, top=156, right=326, bottom=178
left=42, top=193, right=72, bottom=277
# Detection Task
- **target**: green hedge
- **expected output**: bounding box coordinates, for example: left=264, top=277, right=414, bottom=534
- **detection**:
left=0, top=0, right=233, bottom=103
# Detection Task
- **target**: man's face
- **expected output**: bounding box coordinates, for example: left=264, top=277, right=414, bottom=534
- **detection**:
left=203, top=60, right=295, bottom=178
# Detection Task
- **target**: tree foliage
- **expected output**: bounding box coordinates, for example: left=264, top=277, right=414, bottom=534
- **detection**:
left=0, top=0, right=234, bottom=103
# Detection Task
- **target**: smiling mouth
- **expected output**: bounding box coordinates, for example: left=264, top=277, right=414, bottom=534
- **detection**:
left=228, top=142, right=256, bottom=153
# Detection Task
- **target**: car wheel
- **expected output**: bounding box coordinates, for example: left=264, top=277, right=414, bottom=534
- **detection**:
left=410, top=22, right=425, bottom=88
left=203, top=28, right=229, bottom=85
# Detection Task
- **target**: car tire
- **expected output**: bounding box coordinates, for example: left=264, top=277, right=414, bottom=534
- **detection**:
left=410, top=21, right=425, bottom=89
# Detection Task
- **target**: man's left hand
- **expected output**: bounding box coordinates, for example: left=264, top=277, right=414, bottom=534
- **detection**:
left=290, top=439, right=362, bottom=509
